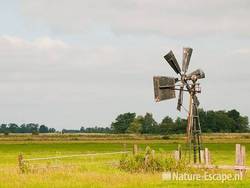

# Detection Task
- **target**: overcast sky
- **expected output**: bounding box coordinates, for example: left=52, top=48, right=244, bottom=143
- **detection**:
left=0, top=0, right=250, bottom=130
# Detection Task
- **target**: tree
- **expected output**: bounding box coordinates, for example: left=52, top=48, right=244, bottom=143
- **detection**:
left=0, top=124, right=7, bottom=133
left=159, top=116, right=174, bottom=134
left=228, top=109, right=249, bottom=132
left=127, top=116, right=143, bottom=133
left=205, top=111, right=217, bottom=132
left=8, top=123, right=19, bottom=133
left=39, top=125, right=49, bottom=133
left=141, top=113, right=158, bottom=134
left=80, top=127, right=85, bottom=132
left=238, top=116, right=249, bottom=132
left=214, top=111, right=235, bottom=132
left=48, top=128, right=56, bottom=133
left=227, top=109, right=240, bottom=122
left=174, top=117, right=186, bottom=134
left=1, top=123, right=56, bottom=133
left=199, top=109, right=249, bottom=133
left=111, top=113, right=136, bottom=133
left=19, top=124, right=27, bottom=133
left=25, top=123, right=39, bottom=133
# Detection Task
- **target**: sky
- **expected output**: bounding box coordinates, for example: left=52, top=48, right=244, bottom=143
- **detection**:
left=0, top=0, right=250, bottom=130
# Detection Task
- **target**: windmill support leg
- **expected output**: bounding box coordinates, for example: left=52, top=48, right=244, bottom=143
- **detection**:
left=193, top=131, right=197, bottom=163
left=187, top=95, right=193, bottom=163
left=191, top=101, right=202, bottom=164
left=197, top=134, right=201, bottom=163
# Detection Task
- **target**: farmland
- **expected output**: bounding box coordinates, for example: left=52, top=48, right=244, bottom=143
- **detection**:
left=0, top=133, right=250, bottom=188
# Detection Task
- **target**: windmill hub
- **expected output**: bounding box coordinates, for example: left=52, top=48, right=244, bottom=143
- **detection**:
left=153, top=47, right=205, bottom=164
left=191, top=75, right=197, bottom=82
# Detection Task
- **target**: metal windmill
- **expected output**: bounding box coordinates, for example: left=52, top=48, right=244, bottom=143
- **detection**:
left=153, top=47, right=205, bottom=163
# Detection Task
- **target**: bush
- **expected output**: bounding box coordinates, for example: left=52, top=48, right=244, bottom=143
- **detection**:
left=162, top=135, right=170, bottom=140
left=32, top=131, right=39, bottom=135
left=119, top=146, right=189, bottom=173
left=4, top=132, right=9, bottom=136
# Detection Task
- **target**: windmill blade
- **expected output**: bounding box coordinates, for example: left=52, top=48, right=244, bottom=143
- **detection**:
left=164, top=51, right=181, bottom=74
left=186, top=69, right=205, bottom=80
left=182, top=48, right=193, bottom=73
left=153, top=76, right=176, bottom=102
left=177, top=87, right=183, bottom=111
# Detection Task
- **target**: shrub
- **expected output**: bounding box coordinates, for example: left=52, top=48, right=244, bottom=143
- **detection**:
left=119, top=146, right=190, bottom=173
left=4, top=132, right=9, bottom=136
left=32, top=131, right=39, bottom=135
left=162, top=135, right=170, bottom=140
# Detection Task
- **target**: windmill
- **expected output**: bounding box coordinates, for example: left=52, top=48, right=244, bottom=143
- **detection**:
left=153, top=47, right=205, bottom=163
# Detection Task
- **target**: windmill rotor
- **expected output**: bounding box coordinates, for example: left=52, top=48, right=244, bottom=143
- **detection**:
left=154, top=47, right=205, bottom=111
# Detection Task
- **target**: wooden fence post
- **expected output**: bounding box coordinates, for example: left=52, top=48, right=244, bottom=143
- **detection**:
left=200, top=150, right=205, bottom=164
left=173, top=145, right=182, bottom=161
left=241, top=146, right=246, bottom=166
left=241, top=145, right=246, bottom=177
left=205, top=148, right=211, bottom=165
left=178, top=144, right=182, bottom=160
left=235, top=144, right=241, bottom=165
left=133, top=144, right=138, bottom=155
left=235, top=144, right=246, bottom=177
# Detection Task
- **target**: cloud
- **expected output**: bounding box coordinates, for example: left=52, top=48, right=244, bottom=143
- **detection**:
left=0, top=35, right=173, bottom=128
left=1, top=1, right=250, bottom=129
left=33, top=37, right=69, bottom=49
left=234, top=48, right=250, bottom=55
left=1, top=34, right=249, bottom=129
left=21, top=0, right=250, bottom=37
left=1, top=35, right=67, bottom=47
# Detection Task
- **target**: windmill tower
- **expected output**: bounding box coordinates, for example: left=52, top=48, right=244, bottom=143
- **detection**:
left=153, top=47, right=205, bottom=163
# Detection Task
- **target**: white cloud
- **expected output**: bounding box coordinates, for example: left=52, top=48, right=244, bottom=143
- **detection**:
left=33, top=37, right=69, bottom=49
left=0, top=35, right=173, bottom=128
left=234, top=48, right=250, bottom=55
left=0, top=35, right=69, bottom=49
left=1, top=34, right=249, bottom=129
left=21, top=0, right=250, bottom=37
left=1, top=1, right=250, bottom=129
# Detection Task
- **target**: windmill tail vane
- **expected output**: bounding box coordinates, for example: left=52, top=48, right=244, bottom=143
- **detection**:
left=153, top=47, right=205, bottom=164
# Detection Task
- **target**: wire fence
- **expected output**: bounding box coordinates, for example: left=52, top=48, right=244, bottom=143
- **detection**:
left=17, top=143, right=249, bottom=176
left=23, top=151, right=130, bottom=161
left=18, top=151, right=130, bottom=173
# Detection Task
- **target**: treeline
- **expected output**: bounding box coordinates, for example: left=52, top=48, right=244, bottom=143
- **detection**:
left=63, top=109, right=249, bottom=134
left=62, top=127, right=112, bottom=134
left=109, top=109, right=249, bottom=134
left=110, top=112, right=186, bottom=134
left=199, top=109, right=249, bottom=133
left=1, top=109, right=249, bottom=134
left=0, top=123, right=56, bottom=134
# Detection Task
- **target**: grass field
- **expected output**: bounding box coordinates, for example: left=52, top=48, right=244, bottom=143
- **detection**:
left=0, top=133, right=250, bottom=188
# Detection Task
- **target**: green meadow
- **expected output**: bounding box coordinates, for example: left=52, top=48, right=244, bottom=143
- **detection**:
left=0, top=134, right=249, bottom=188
